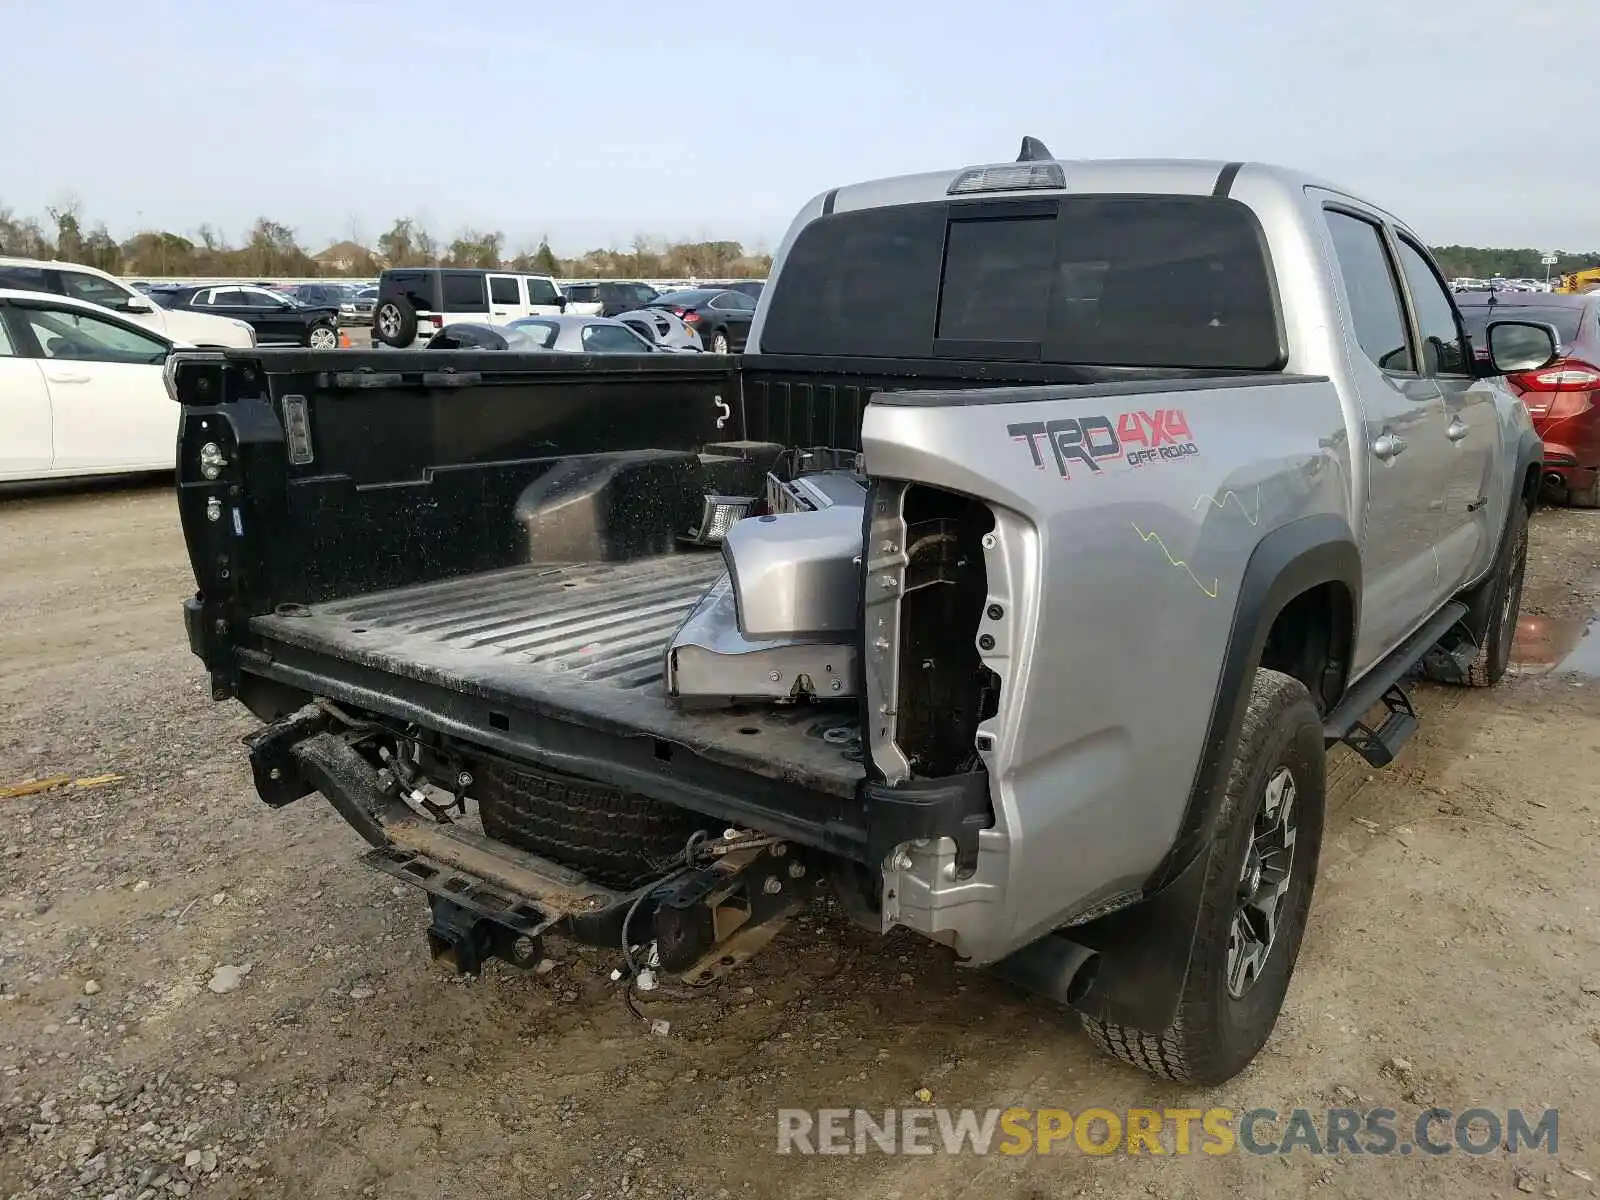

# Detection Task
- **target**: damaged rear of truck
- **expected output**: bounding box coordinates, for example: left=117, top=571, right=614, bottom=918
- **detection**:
left=175, top=149, right=1545, bottom=1085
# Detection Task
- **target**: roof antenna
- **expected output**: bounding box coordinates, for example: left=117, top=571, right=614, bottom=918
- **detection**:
left=1017, top=136, right=1054, bottom=162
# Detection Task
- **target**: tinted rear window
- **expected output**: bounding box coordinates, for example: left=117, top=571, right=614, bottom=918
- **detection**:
left=1458, top=303, right=1585, bottom=345
left=566, top=284, right=598, bottom=301
left=382, top=270, right=439, bottom=312
left=441, top=271, right=488, bottom=311
left=762, top=196, right=1284, bottom=369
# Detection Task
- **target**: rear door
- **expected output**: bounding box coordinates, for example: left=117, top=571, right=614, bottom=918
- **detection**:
left=10, top=300, right=173, bottom=473
left=1319, top=205, right=1453, bottom=669
left=0, top=307, right=54, bottom=479
left=1391, top=233, right=1501, bottom=592
left=487, top=273, right=524, bottom=323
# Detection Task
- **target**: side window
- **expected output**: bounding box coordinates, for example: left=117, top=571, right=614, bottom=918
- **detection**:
left=212, top=289, right=249, bottom=307
left=510, top=320, right=558, bottom=347
left=489, top=276, right=520, bottom=305
left=1394, top=237, right=1469, bottom=376
left=581, top=323, right=650, bottom=352
left=0, top=265, right=52, bottom=293
left=242, top=290, right=284, bottom=308
left=525, top=277, right=560, bottom=305
left=0, top=311, right=15, bottom=355
left=58, top=271, right=131, bottom=309
left=441, top=272, right=488, bottom=311
left=1324, top=210, right=1414, bottom=374
left=21, top=307, right=168, bottom=364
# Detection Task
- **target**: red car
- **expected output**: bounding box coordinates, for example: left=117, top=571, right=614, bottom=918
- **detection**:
left=1458, top=291, right=1600, bottom=506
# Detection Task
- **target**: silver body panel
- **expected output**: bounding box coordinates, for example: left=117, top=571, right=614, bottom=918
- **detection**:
left=665, top=572, right=856, bottom=706
left=722, top=505, right=865, bottom=639
left=740, top=156, right=1534, bottom=965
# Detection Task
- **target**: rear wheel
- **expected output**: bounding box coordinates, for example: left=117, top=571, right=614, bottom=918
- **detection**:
left=710, top=331, right=730, bottom=354
left=307, top=322, right=338, bottom=350
left=1080, top=668, right=1324, bottom=1085
left=374, top=298, right=416, bottom=348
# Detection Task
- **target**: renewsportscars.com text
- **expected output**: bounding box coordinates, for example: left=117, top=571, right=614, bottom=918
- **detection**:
left=776, top=1106, right=1559, bottom=1157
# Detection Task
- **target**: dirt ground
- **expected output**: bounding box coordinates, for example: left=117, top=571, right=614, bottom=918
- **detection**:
left=1, top=481, right=1597, bottom=1200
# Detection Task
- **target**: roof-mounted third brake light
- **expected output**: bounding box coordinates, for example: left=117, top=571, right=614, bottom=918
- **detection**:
left=948, top=136, right=1064, bottom=194
left=948, top=162, right=1065, bottom=195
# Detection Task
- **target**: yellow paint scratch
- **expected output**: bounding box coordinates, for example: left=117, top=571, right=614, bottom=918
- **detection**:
left=1131, top=523, right=1220, bottom=598
left=71, top=774, right=125, bottom=791
left=1192, top=484, right=1263, bottom=526
left=0, top=773, right=125, bottom=800
left=0, top=775, right=74, bottom=800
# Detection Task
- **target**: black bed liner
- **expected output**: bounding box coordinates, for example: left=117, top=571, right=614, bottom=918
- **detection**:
left=248, top=554, right=867, bottom=802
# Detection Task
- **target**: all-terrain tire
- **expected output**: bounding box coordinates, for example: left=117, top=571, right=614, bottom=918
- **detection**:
left=373, top=297, right=417, bottom=348
left=1454, top=498, right=1530, bottom=688
left=474, top=760, right=712, bottom=889
left=1079, top=668, right=1325, bottom=1085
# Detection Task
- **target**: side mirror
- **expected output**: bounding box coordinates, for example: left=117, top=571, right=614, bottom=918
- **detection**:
left=556, top=296, right=568, bottom=312
left=1484, top=320, right=1560, bottom=376
left=121, top=296, right=154, bottom=313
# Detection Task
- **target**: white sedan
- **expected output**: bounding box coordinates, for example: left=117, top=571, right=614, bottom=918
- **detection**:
left=0, top=288, right=186, bottom=482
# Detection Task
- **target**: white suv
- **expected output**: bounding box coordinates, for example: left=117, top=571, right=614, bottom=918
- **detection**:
left=372, top=268, right=566, bottom=347
left=0, top=258, right=256, bottom=348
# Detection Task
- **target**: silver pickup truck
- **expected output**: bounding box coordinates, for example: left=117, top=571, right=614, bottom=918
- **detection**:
left=173, top=142, right=1550, bottom=1085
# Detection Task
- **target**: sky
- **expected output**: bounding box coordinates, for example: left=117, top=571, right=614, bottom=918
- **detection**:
left=3, top=0, right=1598, bottom=256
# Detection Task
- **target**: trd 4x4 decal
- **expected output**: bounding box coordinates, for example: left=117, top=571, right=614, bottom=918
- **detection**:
left=1008, top=408, right=1200, bottom=479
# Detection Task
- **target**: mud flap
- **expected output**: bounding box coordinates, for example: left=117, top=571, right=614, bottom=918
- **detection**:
left=1053, top=839, right=1213, bottom=1032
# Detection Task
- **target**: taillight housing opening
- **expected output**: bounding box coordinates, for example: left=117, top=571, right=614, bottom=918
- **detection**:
left=1508, top=358, right=1600, bottom=392
left=1509, top=358, right=1599, bottom=420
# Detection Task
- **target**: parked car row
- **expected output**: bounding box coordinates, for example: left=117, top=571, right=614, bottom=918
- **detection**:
left=369, top=267, right=758, bottom=353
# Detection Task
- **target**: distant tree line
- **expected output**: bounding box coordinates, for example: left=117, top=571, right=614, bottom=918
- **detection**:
left=4, top=197, right=1594, bottom=284
left=0, top=199, right=773, bottom=280
left=1429, top=246, right=1600, bottom=281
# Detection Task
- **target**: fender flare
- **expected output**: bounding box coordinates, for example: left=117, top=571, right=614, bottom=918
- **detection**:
left=1058, top=513, right=1361, bottom=1032
left=1147, top=511, right=1361, bottom=892
left=1514, top=426, right=1544, bottom=507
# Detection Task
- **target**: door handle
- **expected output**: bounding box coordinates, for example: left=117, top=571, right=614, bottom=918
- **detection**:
left=46, top=371, right=90, bottom=384
left=1372, top=432, right=1407, bottom=460
left=1446, top=417, right=1470, bottom=441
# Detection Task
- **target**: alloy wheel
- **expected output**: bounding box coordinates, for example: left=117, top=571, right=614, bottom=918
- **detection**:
left=1226, top=765, right=1298, bottom=999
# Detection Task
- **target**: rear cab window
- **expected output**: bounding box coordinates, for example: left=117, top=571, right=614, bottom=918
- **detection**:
left=761, top=196, right=1285, bottom=368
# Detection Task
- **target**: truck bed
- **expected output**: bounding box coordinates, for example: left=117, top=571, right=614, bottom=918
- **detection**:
left=249, top=553, right=866, bottom=799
